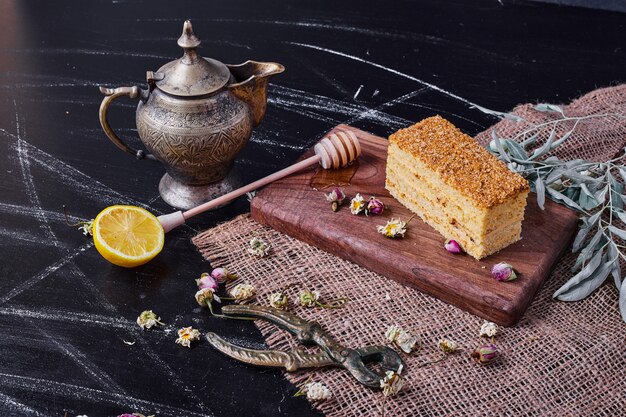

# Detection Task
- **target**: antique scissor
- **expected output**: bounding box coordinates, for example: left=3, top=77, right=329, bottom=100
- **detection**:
left=205, top=305, right=404, bottom=389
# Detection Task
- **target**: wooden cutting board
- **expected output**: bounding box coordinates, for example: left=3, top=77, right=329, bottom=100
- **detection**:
left=250, top=125, right=579, bottom=326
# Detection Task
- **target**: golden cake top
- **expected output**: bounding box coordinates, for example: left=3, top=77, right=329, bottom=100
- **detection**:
left=389, top=115, right=529, bottom=208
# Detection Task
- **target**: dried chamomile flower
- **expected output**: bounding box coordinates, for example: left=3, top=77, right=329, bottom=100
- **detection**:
left=479, top=321, right=498, bottom=338
left=210, top=267, right=237, bottom=283
left=196, top=272, right=218, bottom=291
left=294, top=381, right=332, bottom=401
left=304, top=382, right=332, bottom=401
left=380, top=364, right=404, bottom=397
left=367, top=197, right=385, bottom=215
left=195, top=288, right=217, bottom=307
left=248, top=237, right=271, bottom=257
left=136, top=310, right=164, bottom=330
left=79, top=220, right=94, bottom=236
left=385, top=325, right=419, bottom=354
left=471, top=343, right=498, bottom=365
left=175, top=326, right=201, bottom=348
left=438, top=339, right=458, bottom=354
left=377, top=218, right=407, bottom=238
left=492, top=262, right=517, bottom=282
left=326, top=187, right=346, bottom=212
left=269, top=292, right=289, bottom=310
left=444, top=239, right=463, bottom=254
left=230, top=283, right=256, bottom=302
left=350, top=193, right=366, bottom=215
left=298, top=289, right=320, bottom=308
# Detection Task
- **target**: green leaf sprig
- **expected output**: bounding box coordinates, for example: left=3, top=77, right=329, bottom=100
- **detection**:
left=483, top=104, right=626, bottom=323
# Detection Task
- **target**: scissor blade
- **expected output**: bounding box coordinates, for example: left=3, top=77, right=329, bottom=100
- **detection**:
left=206, top=332, right=335, bottom=371
left=221, top=305, right=311, bottom=336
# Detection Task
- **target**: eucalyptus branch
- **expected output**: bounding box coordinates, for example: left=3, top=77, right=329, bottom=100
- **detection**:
left=484, top=103, right=626, bottom=323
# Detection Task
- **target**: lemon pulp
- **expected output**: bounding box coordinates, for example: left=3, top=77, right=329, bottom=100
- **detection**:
left=93, top=205, right=164, bottom=268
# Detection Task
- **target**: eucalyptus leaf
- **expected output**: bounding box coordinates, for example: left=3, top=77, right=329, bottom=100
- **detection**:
left=608, top=225, right=626, bottom=241
left=535, top=103, right=564, bottom=114
left=472, top=104, right=524, bottom=121
left=535, top=176, right=546, bottom=210
left=530, top=128, right=557, bottom=160
left=504, top=139, right=529, bottom=160
left=555, top=259, right=612, bottom=302
left=572, top=224, right=592, bottom=253
left=555, top=250, right=604, bottom=299
left=573, top=227, right=604, bottom=271
left=546, top=187, right=583, bottom=211
left=607, top=241, right=621, bottom=289
left=619, top=279, right=626, bottom=321
left=615, top=211, right=626, bottom=225
left=491, top=130, right=510, bottom=163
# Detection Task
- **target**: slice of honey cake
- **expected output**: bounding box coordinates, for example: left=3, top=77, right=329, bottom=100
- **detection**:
left=385, top=116, right=530, bottom=260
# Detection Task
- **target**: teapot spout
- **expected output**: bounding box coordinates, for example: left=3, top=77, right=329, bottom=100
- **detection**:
left=227, top=61, right=284, bottom=127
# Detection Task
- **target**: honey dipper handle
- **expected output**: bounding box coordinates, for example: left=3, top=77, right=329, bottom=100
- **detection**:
left=182, top=154, right=321, bottom=220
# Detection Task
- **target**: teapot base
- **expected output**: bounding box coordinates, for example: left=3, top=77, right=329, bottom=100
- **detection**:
left=158, top=171, right=243, bottom=210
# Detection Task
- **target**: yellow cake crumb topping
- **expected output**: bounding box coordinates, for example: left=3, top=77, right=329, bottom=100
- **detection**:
left=389, top=116, right=529, bottom=208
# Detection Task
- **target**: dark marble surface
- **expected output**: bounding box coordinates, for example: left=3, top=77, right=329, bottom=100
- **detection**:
left=0, top=0, right=624, bottom=416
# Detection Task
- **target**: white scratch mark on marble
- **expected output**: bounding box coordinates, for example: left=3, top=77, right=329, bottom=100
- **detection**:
left=0, top=305, right=136, bottom=331
left=343, top=88, right=428, bottom=127
left=290, top=43, right=490, bottom=112
left=0, top=373, right=214, bottom=417
left=0, top=202, right=82, bottom=224
left=0, top=391, right=47, bottom=417
left=0, top=228, right=68, bottom=248
left=12, top=100, right=59, bottom=246
left=28, top=318, right=128, bottom=396
left=0, top=242, right=92, bottom=305
left=353, top=84, right=364, bottom=100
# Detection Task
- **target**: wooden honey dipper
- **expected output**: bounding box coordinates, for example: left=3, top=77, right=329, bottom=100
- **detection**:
left=157, top=129, right=362, bottom=232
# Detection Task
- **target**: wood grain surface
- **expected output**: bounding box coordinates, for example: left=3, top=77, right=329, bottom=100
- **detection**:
left=251, top=125, right=580, bottom=326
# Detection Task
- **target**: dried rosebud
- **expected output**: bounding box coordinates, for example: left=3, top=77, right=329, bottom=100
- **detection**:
left=380, top=365, right=404, bottom=396
left=385, top=325, right=419, bottom=354
left=229, top=283, right=256, bottom=302
left=326, top=188, right=346, bottom=204
left=479, top=321, right=498, bottom=338
left=196, top=272, right=218, bottom=291
left=269, top=292, right=289, bottom=310
left=366, top=197, right=385, bottom=215
left=377, top=218, right=407, bottom=238
left=331, top=201, right=340, bottom=212
left=195, top=288, right=215, bottom=307
left=471, top=343, right=498, bottom=365
left=438, top=339, right=458, bottom=354
left=210, top=267, right=237, bottom=283
left=304, top=382, right=332, bottom=401
left=175, top=326, right=201, bottom=348
left=136, top=310, right=164, bottom=330
left=350, top=193, right=366, bottom=215
left=444, top=239, right=463, bottom=254
left=492, top=262, right=517, bottom=281
left=298, top=289, right=320, bottom=308
left=248, top=237, right=271, bottom=258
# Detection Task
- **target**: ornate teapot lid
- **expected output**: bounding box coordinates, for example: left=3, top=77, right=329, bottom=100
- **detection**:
left=154, top=20, right=231, bottom=97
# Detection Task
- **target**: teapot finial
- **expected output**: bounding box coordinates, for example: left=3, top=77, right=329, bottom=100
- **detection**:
left=178, top=20, right=201, bottom=63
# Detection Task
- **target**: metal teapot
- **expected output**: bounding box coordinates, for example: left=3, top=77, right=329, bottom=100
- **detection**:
left=98, top=20, right=284, bottom=209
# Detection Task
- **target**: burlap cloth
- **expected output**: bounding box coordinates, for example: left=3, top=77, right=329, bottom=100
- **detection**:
left=193, top=85, right=626, bottom=416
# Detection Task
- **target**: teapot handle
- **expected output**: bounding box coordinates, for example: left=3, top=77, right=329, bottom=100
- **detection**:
left=98, top=86, right=156, bottom=160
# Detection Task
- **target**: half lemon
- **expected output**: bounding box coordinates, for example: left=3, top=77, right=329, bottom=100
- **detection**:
left=93, top=205, right=164, bottom=268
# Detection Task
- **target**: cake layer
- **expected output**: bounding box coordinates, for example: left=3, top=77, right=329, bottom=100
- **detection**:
left=387, top=174, right=522, bottom=259
left=387, top=145, right=526, bottom=237
left=386, top=166, right=521, bottom=244
left=385, top=116, right=529, bottom=259
left=389, top=116, right=529, bottom=209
